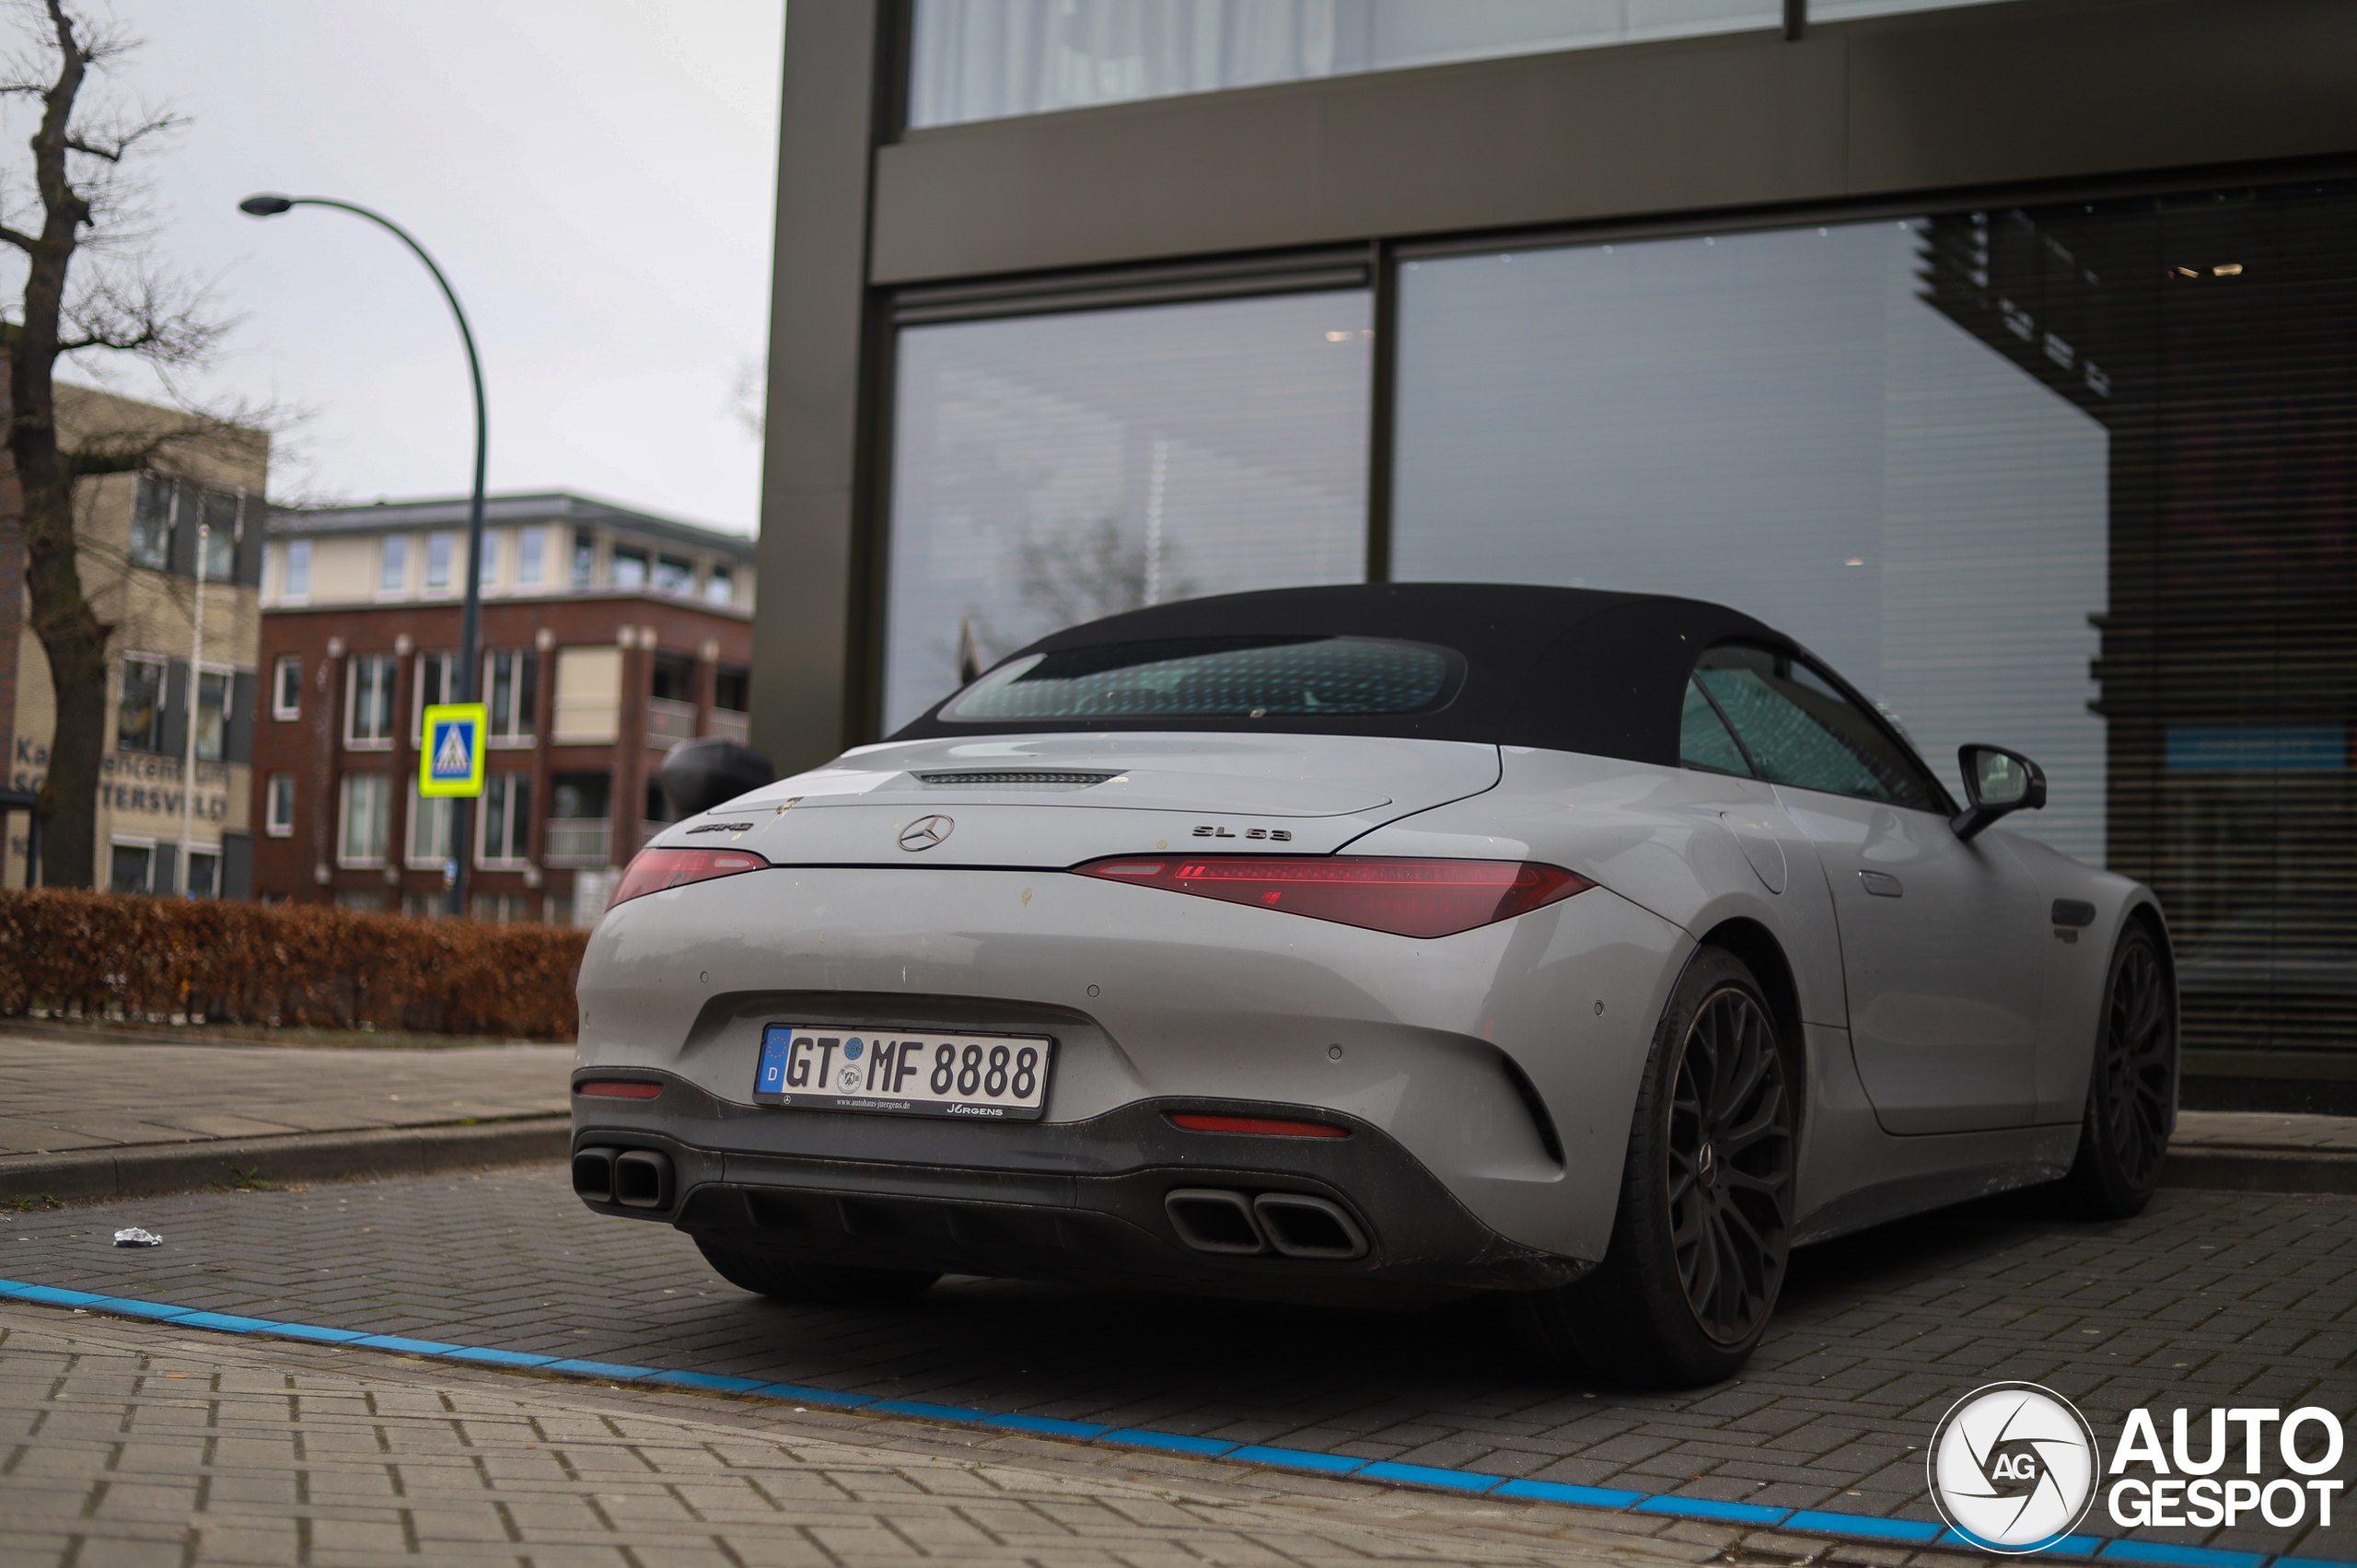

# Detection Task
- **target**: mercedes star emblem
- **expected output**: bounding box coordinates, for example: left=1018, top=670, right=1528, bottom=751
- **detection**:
left=899, top=814, right=955, bottom=852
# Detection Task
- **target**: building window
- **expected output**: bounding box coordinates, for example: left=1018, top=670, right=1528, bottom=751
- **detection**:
left=425, top=531, right=455, bottom=592
left=273, top=655, right=302, bottom=719
left=284, top=538, right=312, bottom=598
left=199, top=489, right=238, bottom=581
left=480, top=773, right=532, bottom=866
left=265, top=773, right=296, bottom=837
left=907, top=0, right=1779, bottom=127
left=347, top=654, right=398, bottom=747
left=547, top=772, right=611, bottom=866
left=610, top=545, right=649, bottom=590
left=413, top=652, right=456, bottom=739
left=401, top=891, right=446, bottom=921
left=471, top=892, right=531, bottom=923
left=656, top=554, right=694, bottom=596
left=335, top=889, right=388, bottom=914
left=131, top=476, right=175, bottom=569
left=408, top=784, right=459, bottom=868
left=194, top=670, right=230, bottom=762
left=380, top=534, right=408, bottom=595
left=517, top=526, right=547, bottom=587
left=714, top=665, right=749, bottom=714
left=884, top=289, right=1370, bottom=729
left=478, top=530, right=500, bottom=589
left=110, top=841, right=155, bottom=893
left=572, top=530, right=596, bottom=589
left=117, top=656, right=168, bottom=752
left=186, top=851, right=219, bottom=900
left=705, top=563, right=734, bottom=606
left=486, top=649, right=538, bottom=741
left=339, top=773, right=392, bottom=866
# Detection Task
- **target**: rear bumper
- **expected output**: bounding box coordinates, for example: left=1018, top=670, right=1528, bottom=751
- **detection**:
left=572, top=1074, right=1591, bottom=1306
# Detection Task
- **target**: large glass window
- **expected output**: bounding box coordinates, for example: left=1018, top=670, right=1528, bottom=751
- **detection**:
left=1393, top=217, right=2109, bottom=869
left=885, top=289, right=1371, bottom=729
left=1390, top=182, right=2357, bottom=1059
left=910, top=0, right=1780, bottom=127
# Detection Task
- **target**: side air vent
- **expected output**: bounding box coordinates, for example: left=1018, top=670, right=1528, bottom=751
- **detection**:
left=914, top=770, right=1119, bottom=789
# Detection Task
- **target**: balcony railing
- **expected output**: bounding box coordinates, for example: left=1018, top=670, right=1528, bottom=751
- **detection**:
left=706, top=707, right=750, bottom=745
left=545, top=819, right=612, bottom=866
left=647, top=697, right=698, bottom=746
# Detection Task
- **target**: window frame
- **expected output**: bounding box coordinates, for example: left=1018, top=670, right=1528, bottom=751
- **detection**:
left=264, top=772, right=296, bottom=837
left=117, top=653, right=169, bottom=754
left=273, top=654, right=302, bottom=720
left=282, top=538, right=313, bottom=600
left=479, top=772, right=534, bottom=867
left=346, top=654, right=399, bottom=749
left=484, top=649, right=539, bottom=744
left=379, top=534, right=409, bottom=597
left=338, top=772, right=392, bottom=867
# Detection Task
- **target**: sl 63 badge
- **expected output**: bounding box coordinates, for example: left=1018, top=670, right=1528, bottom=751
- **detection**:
left=1193, top=825, right=1292, bottom=841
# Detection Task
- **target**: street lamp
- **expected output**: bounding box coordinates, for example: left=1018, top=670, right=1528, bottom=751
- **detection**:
left=239, top=194, right=488, bottom=919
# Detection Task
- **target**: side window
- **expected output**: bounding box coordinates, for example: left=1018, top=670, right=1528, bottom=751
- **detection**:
left=1678, top=679, right=1752, bottom=777
left=1693, top=645, right=1941, bottom=810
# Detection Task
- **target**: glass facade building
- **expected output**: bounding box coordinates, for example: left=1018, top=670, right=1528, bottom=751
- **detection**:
left=764, top=0, right=2357, bottom=1091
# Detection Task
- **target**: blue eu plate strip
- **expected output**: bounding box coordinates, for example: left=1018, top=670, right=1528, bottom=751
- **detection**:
left=0, top=1277, right=2282, bottom=1568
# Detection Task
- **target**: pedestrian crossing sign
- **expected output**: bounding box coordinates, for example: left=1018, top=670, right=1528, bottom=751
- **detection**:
left=420, top=703, right=488, bottom=797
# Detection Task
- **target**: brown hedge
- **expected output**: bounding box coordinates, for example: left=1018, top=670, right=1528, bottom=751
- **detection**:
left=0, top=889, right=587, bottom=1040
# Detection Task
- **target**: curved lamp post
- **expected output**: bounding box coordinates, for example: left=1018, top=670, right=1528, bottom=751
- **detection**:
left=239, top=194, right=487, bottom=919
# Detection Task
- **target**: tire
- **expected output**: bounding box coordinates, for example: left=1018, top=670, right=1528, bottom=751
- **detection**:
left=695, top=1238, right=940, bottom=1307
left=2052, top=922, right=2176, bottom=1219
left=1513, top=947, right=1796, bottom=1388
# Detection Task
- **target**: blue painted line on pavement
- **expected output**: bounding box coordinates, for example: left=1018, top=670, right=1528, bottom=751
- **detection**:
left=0, top=1277, right=2293, bottom=1567
left=1637, top=1495, right=1792, bottom=1524
left=1226, top=1445, right=1367, bottom=1475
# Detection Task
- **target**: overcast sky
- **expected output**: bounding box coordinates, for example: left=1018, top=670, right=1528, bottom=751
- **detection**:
left=32, top=0, right=785, bottom=533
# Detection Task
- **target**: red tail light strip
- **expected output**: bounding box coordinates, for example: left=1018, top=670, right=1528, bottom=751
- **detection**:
left=610, top=847, right=771, bottom=908
left=576, top=1081, right=663, bottom=1099
left=1074, top=854, right=1593, bottom=938
left=1169, top=1112, right=1349, bottom=1138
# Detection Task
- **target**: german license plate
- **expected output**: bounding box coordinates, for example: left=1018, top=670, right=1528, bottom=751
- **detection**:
left=753, top=1025, right=1052, bottom=1121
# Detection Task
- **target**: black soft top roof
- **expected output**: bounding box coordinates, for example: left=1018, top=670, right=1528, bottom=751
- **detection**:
left=891, top=582, right=1800, bottom=767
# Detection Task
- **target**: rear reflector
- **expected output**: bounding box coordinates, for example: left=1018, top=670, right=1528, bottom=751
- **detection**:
left=576, top=1081, right=663, bottom=1099
left=610, top=846, right=770, bottom=908
left=1073, top=854, right=1593, bottom=938
left=1170, top=1113, right=1349, bottom=1138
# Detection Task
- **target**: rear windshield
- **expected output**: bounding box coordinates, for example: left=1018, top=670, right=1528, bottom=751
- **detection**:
left=940, top=635, right=1459, bottom=723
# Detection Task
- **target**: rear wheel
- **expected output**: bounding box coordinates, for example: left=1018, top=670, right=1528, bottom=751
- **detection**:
left=1515, top=947, right=1795, bottom=1388
left=2052, top=923, right=2176, bottom=1218
left=694, top=1238, right=939, bottom=1307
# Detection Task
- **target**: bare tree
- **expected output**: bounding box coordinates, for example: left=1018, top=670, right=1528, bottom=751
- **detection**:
left=0, top=0, right=252, bottom=887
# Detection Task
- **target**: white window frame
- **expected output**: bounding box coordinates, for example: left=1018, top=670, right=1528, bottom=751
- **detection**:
left=186, top=849, right=221, bottom=900
left=478, top=772, right=533, bottom=868
left=412, top=651, right=457, bottom=743
left=109, top=836, right=157, bottom=894
left=283, top=538, right=312, bottom=602
left=407, top=782, right=459, bottom=869
left=338, top=773, right=391, bottom=868
left=117, top=652, right=170, bottom=754
left=265, top=773, right=296, bottom=837
left=346, top=654, right=398, bottom=749
left=378, top=534, right=408, bottom=598
left=193, top=663, right=233, bottom=764
left=484, top=648, right=538, bottom=746
left=273, top=654, right=302, bottom=720
left=424, top=530, right=456, bottom=594
left=517, top=526, right=547, bottom=588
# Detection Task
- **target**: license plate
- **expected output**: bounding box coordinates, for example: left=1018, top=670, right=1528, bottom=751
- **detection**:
left=753, top=1025, right=1053, bottom=1121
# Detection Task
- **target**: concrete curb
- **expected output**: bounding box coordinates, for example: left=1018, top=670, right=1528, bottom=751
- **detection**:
left=2159, top=1145, right=2357, bottom=1195
left=0, top=1118, right=570, bottom=1203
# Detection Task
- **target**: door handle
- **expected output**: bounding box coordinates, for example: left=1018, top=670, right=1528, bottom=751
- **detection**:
left=1859, top=870, right=1903, bottom=898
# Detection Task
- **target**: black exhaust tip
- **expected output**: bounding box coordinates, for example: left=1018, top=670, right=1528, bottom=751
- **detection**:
left=612, top=1149, right=674, bottom=1211
left=571, top=1146, right=618, bottom=1203
left=1164, top=1189, right=1265, bottom=1254
left=1252, top=1193, right=1368, bottom=1260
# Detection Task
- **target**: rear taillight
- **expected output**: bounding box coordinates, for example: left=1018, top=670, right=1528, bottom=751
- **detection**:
left=610, top=847, right=769, bottom=907
left=1073, top=854, right=1593, bottom=938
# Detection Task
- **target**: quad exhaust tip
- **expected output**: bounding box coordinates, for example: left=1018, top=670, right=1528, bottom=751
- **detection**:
left=572, top=1146, right=674, bottom=1211
left=1164, top=1188, right=1367, bottom=1260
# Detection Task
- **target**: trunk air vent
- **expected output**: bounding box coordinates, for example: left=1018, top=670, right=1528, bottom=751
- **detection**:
left=913, top=770, right=1119, bottom=789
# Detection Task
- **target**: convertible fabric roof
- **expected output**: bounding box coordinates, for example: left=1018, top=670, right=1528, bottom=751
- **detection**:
left=892, top=582, right=1801, bottom=766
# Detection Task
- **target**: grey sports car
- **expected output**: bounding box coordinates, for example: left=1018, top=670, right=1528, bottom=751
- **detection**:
left=569, top=584, right=2177, bottom=1386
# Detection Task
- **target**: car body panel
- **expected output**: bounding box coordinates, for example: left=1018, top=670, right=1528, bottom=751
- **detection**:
left=576, top=861, right=1688, bottom=1260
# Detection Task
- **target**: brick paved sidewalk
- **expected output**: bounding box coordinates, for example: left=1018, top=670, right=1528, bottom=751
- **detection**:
left=5, top=1167, right=2351, bottom=1563
left=0, top=1304, right=1713, bottom=1568
left=0, top=1039, right=570, bottom=1159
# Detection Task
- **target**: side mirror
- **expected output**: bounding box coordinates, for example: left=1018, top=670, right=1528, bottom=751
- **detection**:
left=1953, top=744, right=2046, bottom=842
left=658, top=738, right=775, bottom=819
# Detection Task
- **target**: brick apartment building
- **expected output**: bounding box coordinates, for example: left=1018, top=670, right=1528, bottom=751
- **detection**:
left=252, top=493, right=756, bottom=923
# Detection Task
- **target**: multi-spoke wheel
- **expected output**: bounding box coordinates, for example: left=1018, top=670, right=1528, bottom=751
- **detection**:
left=2053, top=923, right=2176, bottom=1218
left=1515, top=947, right=1795, bottom=1387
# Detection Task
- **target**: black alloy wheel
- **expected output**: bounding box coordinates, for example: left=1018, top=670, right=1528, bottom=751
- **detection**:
left=2055, top=923, right=2176, bottom=1218
left=1514, top=947, right=1796, bottom=1388
left=1666, top=983, right=1795, bottom=1346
